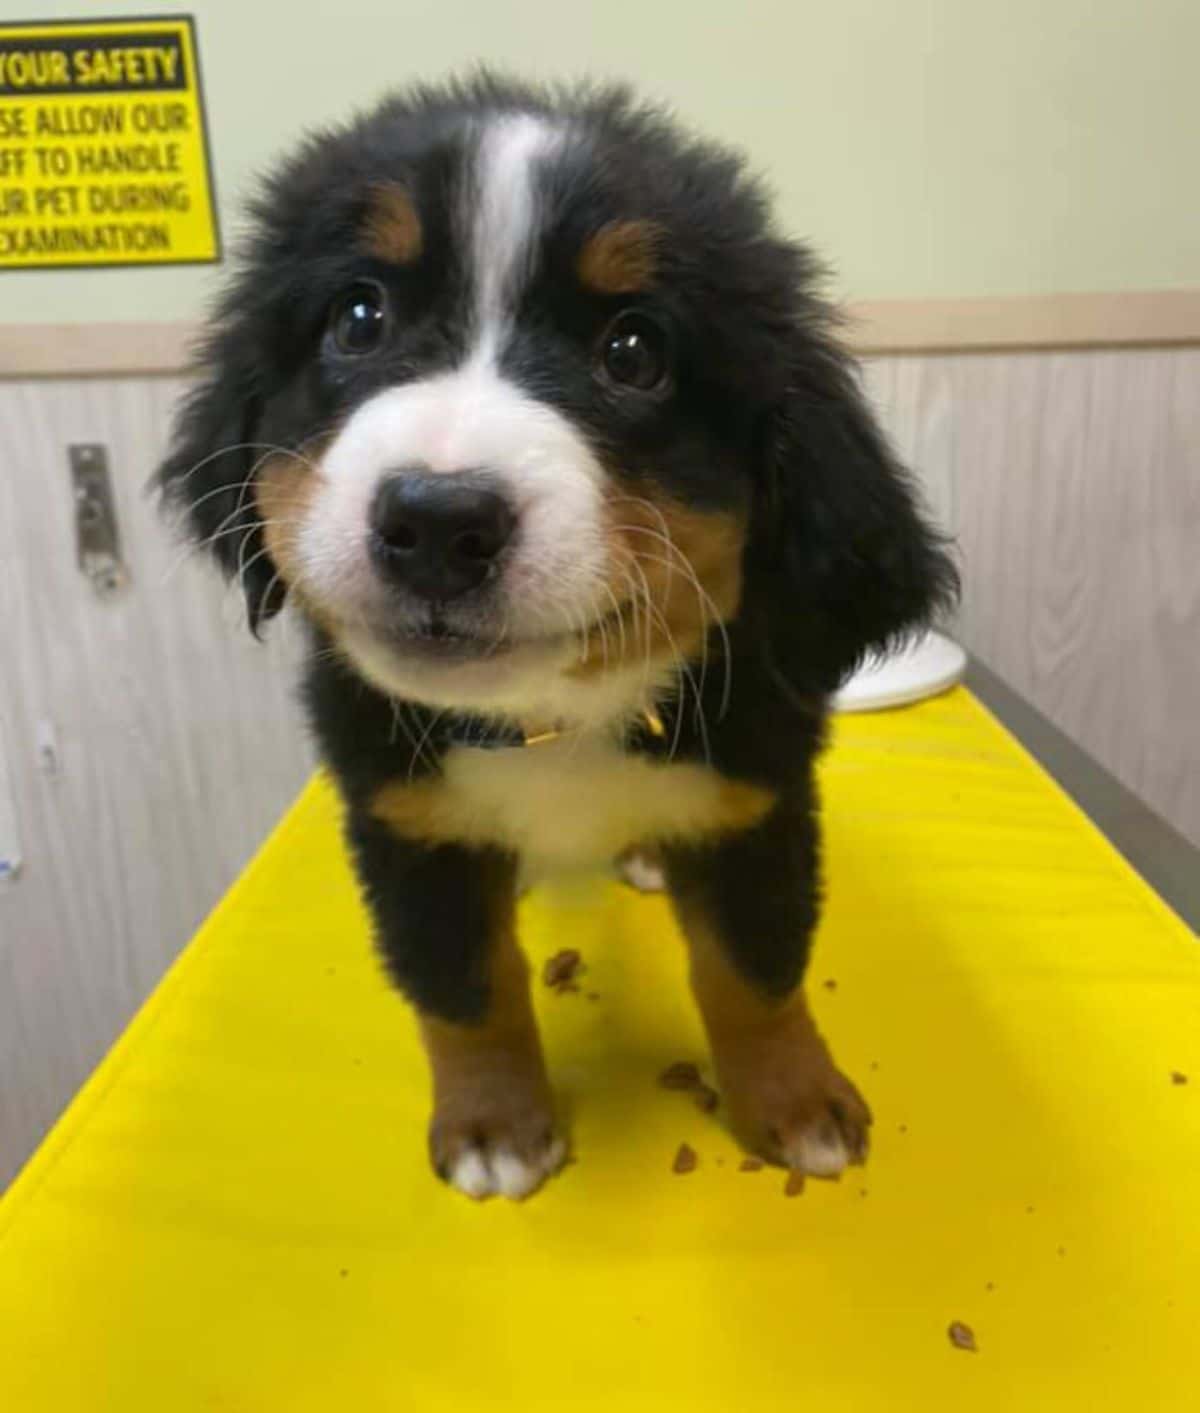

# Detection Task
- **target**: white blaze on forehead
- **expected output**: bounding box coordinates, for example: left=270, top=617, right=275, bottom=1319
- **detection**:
left=469, top=112, right=562, bottom=357
left=293, top=108, right=631, bottom=719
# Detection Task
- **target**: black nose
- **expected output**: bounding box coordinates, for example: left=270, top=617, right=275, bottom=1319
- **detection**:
left=369, top=470, right=516, bottom=601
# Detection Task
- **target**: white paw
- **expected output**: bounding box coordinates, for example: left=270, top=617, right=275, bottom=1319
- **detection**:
left=616, top=850, right=666, bottom=893
left=446, top=1136, right=567, bottom=1201
left=784, top=1119, right=853, bottom=1178
left=724, top=1051, right=871, bottom=1179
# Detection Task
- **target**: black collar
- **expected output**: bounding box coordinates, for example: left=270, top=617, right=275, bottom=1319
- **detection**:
left=435, top=705, right=671, bottom=755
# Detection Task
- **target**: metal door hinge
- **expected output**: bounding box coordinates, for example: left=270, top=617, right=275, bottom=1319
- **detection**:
left=70, top=444, right=129, bottom=597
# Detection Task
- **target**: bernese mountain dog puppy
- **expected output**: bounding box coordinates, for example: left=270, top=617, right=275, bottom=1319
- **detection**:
left=157, top=76, right=957, bottom=1200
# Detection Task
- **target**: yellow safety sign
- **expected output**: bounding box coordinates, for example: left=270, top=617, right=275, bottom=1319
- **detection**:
left=0, top=16, right=218, bottom=268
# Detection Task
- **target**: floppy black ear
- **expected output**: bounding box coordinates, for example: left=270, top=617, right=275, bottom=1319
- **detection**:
left=750, top=336, right=959, bottom=695
left=154, top=332, right=287, bottom=637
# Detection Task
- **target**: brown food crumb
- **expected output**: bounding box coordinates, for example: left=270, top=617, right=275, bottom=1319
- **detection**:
left=672, top=1142, right=698, bottom=1175
left=1025, top=1205, right=1035, bottom=1216
left=859, top=1188, right=869, bottom=1198
left=869, top=1061, right=880, bottom=1072
left=659, top=1060, right=703, bottom=1091
left=739, top=1158, right=764, bottom=1173
left=1057, top=1245, right=1067, bottom=1257
left=784, top=1170, right=806, bottom=1197
left=586, top=992, right=601, bottom=1002
left=948, top=1321, right=978, bottom=1352
left=339, top=1269, right=349, bottom=1278
left=542, top=949, right=584, bottom=991
left=694, top=1083, right=720, bottom=1113
left=1171, top=1071, right=1189, bottom=1085
left=822, top=978, right=837, bottom=991
left=985, top=1282, right=995, bottom=1293
left=898, top=1124, right=908, bottom=1134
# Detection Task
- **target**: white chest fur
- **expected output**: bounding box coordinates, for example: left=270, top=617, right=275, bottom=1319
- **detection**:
left=371, top=734, right=773, bottom=872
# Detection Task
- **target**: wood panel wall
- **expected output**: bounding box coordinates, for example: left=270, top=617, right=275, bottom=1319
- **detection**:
left=0, top=377, right=314, bottom=1187
left=864, top=348, right=1199, bottom=849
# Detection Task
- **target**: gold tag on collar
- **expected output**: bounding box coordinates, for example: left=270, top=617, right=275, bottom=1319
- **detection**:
left=521, top=726, right=565, bottom=748
left=519, top=707, right=664, bottom=749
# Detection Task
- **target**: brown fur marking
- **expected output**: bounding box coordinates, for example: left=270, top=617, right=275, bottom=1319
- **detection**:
left=568, top=488, right=746, bottom=681
left=577, top=220, right=661, bottom=294
left=370, top=777, right=453, bottom=842
left=675, top=905, right=872, bottom=1172
left=363, top=181, right=423, bottom=265
left=253, top=451, right=320, bottom=595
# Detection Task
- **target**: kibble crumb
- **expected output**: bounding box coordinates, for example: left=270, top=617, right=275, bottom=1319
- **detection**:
left=672, top=1142, right=699, bottom=1175
left=1171, top=1071, right=1189, bottom=1086
left=542, top=949, right=584, bottom=991
left=948, top=1321, right=978, bottom=1352
left=694, top=1083, right=720, bottom=1113
left=659, top=1061, right=703, bottom=1091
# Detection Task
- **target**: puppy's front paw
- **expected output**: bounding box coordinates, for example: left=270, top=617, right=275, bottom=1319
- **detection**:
left=430, top=1100, right=567, bottom=1201
left=718, top=1035, right=872, bottom=1178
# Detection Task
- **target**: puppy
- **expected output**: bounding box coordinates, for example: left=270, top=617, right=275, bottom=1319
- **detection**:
left=158, top=76, right=956, bottom=1200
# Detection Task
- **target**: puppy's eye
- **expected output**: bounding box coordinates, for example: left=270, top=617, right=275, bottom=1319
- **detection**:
left=599, top=311, right=670, bottom=391
left=328, top=281, right=389, bottom=356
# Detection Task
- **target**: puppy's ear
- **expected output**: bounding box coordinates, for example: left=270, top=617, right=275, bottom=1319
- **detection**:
left=154, top=331, right=287, bottom=637
left=751, top=335, right=958, bottom=694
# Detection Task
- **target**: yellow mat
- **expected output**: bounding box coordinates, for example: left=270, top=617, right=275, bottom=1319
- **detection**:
left=2, top=688, right=1197, bottom=1410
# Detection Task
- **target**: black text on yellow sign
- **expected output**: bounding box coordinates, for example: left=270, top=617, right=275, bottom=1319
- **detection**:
left=0, top=16, right=219, bottom=269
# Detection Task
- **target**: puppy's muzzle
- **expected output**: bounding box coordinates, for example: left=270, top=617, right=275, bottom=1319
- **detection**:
left=369, top=468, right=516, bottom=602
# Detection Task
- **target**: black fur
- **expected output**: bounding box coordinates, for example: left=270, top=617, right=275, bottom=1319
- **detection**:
left=157, top=75, right=957, bottom=1023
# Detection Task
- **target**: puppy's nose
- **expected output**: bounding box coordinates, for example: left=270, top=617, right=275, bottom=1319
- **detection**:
left=369, top=470, right=516, bottom=601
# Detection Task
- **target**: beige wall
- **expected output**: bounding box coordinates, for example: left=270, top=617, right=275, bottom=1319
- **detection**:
left=2, top=0, right=1199, bottom=328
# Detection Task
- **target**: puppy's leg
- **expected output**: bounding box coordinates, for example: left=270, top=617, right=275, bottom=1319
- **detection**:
left=664, top=803, right=871, bottom=1177
left=348, top=815, right=564, bottom=1199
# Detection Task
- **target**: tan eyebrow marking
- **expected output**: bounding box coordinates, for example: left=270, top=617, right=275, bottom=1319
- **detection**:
left=362, top=181, right=423, bottom=265
left=577, top=219, right=661, bottom=294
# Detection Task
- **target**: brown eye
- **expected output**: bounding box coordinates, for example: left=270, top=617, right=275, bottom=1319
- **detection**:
left=600, top=311, right=670, bottom=391
left=329, top=281, right=389, bottom=355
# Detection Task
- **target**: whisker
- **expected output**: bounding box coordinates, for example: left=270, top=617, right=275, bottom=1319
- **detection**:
left=409, top=707, right=449, bottom=783
left=617, top=529, right=734, bottom=722
left=621, top=553, right=695, bottom=762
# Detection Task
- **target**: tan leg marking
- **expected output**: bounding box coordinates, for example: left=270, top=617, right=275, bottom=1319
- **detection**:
left=421, top=923, right=565, bottom=1200
left=680, top=909, right=871, bottom=1176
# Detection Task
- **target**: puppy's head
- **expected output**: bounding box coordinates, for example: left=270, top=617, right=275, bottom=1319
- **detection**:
left=158, top=76, right=955, bottom=715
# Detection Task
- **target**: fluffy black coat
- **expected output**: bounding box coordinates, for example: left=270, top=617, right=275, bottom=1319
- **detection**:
left=157, top=75, right=957, bottom=1025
